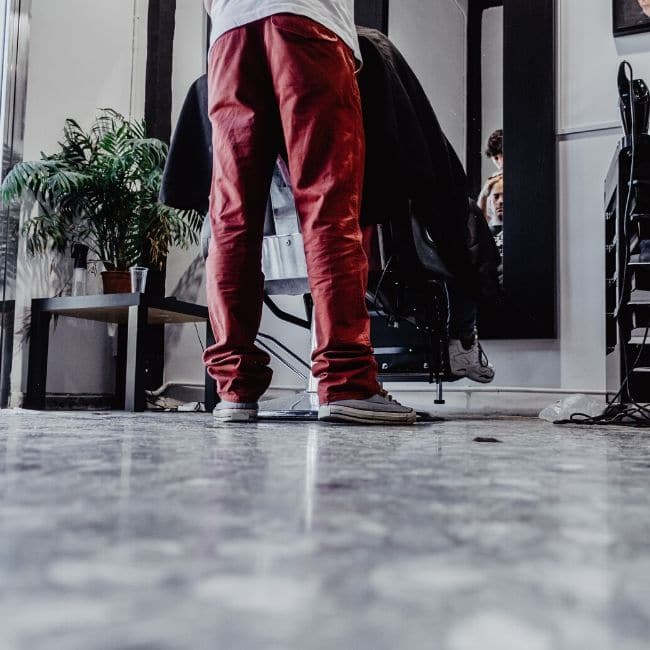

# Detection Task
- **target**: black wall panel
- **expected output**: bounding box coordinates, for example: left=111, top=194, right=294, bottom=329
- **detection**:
left=355, top=0, right=389, bottom=33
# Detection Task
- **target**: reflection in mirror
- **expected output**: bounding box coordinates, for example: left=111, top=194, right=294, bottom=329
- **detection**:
left=388, top=0, right=505, bottom=315
left=480, top=6, right=503, bottom=280
left=481, top=6, right=503, bottom=184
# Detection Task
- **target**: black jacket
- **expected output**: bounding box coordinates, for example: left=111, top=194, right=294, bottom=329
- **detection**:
left=161, top=75, right=212, bottom=215
left=160, top=28, right=495, bottom=297
left=467, top=199, right=501, bottom=302
left=356, top=28, right=475, bottom=292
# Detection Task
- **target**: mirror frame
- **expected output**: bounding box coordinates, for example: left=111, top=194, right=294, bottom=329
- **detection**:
left=467, top=0, right=557, bottom=339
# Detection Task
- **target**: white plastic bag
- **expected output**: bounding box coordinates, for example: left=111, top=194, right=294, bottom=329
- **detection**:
left=539, top=394, right=606, bottom=423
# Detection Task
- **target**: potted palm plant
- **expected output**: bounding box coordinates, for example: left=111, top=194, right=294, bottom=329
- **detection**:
left=1, top=109, right=203, bottom=293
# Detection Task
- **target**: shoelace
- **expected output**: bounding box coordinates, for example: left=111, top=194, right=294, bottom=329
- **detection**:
left=379, top=389, right=405, bottom=406
left=478, top=342, right=491, bottom=369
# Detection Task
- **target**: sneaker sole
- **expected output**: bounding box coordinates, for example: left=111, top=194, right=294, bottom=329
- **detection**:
left=213, top=409, right=258, bottom=423
left=467, top=372, right=495, bottom=384
left=451, top=368, right=494, bottom=384
left=318, top=405, right=417, bottom=425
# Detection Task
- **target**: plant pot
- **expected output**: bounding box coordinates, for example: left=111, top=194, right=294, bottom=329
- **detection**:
left=101, top=270, right=131, bottom=294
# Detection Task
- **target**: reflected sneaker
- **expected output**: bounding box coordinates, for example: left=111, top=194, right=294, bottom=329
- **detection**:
left=448, top=337, right=495, bottom=383
left=318, top=391, right=417, bottom=424
left=213, top=400, right=258, bottom=422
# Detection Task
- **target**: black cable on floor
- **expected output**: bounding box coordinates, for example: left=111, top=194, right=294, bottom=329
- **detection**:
left=556, top=328, right=650, bottom=427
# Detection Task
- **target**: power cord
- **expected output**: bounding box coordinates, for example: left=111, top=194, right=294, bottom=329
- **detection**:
left=194, top=318, right=310, bottom=382
left=370, top=255, right=397, bottom=326
left=614, top=62, right=637, bottom=319
left=556, top=326, right=650, bottom=426
left=194, top=323, right=205, bottom=351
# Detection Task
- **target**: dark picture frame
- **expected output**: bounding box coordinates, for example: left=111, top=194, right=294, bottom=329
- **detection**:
left=613, top=0, right=650, bottom=36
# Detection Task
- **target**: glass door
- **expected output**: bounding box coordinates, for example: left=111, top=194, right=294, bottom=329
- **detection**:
left=0, top=0, right=30, bottom=407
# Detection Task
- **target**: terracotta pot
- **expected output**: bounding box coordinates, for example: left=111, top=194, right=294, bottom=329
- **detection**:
left=101, top=270, right=132, bottom=294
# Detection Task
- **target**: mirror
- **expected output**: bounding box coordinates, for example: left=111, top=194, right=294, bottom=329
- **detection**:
left=388, top=0, right=556, bottom=339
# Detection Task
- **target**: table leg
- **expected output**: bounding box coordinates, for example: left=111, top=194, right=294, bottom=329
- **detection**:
left=114, top=323, right=127, bottom=409
left=125, top=305, right=147, bottom=412
left=205, top=322, right=217, bottom=413
left=25, top=304, right=51, bottom=410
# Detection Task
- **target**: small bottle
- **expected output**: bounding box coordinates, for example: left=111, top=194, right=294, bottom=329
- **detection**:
left=71, top=243, right=89, bottom=296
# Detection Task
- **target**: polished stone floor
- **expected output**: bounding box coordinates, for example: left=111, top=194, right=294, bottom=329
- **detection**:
left=1, top=410, right=649, bottom=650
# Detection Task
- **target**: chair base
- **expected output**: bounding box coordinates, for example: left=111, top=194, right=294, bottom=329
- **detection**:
left=258, top=392, right=319, bottom=420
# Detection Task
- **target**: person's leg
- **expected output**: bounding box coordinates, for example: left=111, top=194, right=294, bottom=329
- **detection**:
left=447, top=281, right=478, bottom=345
left=203, top=23, right=280, bottom=408
left=261, top=16, right=415, bottom=423
left=264, top=15, right=382, bottom=406
left=447, top=281, right=494, bottom=383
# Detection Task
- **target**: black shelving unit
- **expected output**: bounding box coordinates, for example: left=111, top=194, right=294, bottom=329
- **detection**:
left=605, top=134, right=650, bottom=402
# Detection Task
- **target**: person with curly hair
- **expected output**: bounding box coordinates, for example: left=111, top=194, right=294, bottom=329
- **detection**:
left=477, top=129, right=503, bottom=224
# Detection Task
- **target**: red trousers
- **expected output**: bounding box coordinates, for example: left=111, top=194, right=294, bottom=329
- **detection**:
left=203, top=14, right=381, bottom=404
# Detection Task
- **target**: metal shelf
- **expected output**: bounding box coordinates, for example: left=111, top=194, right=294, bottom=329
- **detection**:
left=605, top=135, right=650, bottom=403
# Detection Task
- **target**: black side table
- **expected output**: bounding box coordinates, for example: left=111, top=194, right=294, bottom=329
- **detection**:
left=25, top=294, right=216, bottom=412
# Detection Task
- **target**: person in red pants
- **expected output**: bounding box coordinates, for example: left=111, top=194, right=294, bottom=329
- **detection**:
left=202, top=1, right=416, bottom=424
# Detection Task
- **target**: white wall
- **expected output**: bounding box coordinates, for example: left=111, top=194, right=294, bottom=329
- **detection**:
left=557, top=0, right=650, bottom=133
left=171, top=0, right=207, bottom=126
left=481, top=5, right=503, bottom=182
left=162, top=0, right=209, bottom=388
left=23, top=0, right=141, bottom=155
left=388, top=0, right=468, bottom=161
left=10, top=0, right=145, bottom=403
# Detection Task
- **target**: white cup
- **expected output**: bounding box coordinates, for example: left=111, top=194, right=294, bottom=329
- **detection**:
left=129, top=266, right=148, bottom=293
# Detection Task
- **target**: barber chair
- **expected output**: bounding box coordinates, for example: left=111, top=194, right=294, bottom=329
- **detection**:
left=202, top=159, right=452, bottom=419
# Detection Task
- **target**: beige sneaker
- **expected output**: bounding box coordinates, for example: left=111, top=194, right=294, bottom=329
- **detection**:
left=213, top=400, right=258, bottom=422
left=318, top=391, right=417, bottom=424
left=449, top=338, right=495, bottom=383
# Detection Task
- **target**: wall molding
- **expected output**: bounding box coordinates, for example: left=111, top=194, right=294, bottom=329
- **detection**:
left=557, top=120, right=621, bottom=139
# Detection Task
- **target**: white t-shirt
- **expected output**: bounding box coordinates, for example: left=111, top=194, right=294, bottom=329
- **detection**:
left=203, top=0, right=361, bottom=62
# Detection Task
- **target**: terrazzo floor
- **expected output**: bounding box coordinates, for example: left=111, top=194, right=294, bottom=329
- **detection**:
left=0, top=409, right=649, bottom=650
